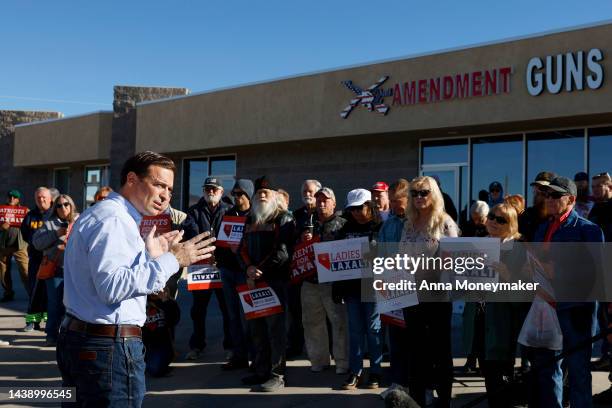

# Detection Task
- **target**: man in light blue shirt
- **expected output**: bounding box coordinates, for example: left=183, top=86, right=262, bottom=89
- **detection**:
left=57, top=151, right=215, bottom=408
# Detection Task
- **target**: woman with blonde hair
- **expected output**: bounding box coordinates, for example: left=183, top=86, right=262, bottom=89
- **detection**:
left=400, top=176, right=458, bottom=407
left=32, top=194, right=79, bottom=346
left=477, top=202, right=528, bottom=407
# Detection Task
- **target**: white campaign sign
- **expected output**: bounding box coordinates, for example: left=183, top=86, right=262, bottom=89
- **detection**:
left=313, top=237, right=369, bottom=283
left=439, top=237, right=501, bottom=285
left=375, top=268, right=419, bottom=313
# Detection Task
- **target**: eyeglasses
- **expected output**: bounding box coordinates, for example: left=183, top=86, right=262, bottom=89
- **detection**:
left=56, top=202, right=71, bottom=209
left=348, top=205, right=364, bottom=212
left=410, top=189, right=431, bottom=198
left=487, top=213, right=508, bottom=225
left=231, top=191, right=246, bottom=198
left=204, top=186, right=219, bottom=192
left=543, top=191, right=568, bottom=200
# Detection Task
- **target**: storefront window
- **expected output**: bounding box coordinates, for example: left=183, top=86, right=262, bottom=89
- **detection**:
left=526, top=129, right=584, bottom=204
left=589, top=127, right=612, bottom=179
left=53, top=168, right=71, bottom=195
left=422, top=139, right=468, bottom=165
left=183, top=156, right=236, bottom=210
left=84, top=166, right=110, bottom=207
left=471, top=135, right=523, bottom=204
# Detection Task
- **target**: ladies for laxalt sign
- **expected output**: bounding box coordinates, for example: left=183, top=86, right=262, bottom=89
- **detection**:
left=187, top=262, right=222, bottom=291
left=313, top=237, right=369, bottom=283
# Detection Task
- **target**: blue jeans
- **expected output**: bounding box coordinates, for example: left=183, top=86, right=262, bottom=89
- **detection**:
left=345, top=297, right=382, bottom=375
left=528, top=304, right=595, bottom=408
left=145, top=344, right=173, bottom=377
left=56, top=325, right=146, bottom=408
left=220, top=266, right=249, bottom=359
left=45, top=276, right=65, bottom=341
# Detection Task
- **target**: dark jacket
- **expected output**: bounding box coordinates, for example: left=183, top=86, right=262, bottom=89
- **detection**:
left=305, top=214, right=347, bottom=283
left=332, top=216, right=382, bottom=301
left=32, top=215, right=70, bottom=275
left=239, top=210, right=296, bottom=282
left=521, top=206, right=545, bottom=242
left=182, top=198, right=230, bottom=263
left=534, top=209, right=604, bottom=310
left=21, top=206, right=53, bottom=259
left=216, top=206, right=250, bottom=270
left=588, top=199, right=612, bottom=242
left=293, top=205, right=317, bottom=240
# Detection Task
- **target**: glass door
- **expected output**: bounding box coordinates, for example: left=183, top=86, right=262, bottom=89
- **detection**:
left=421, top=165, right=462, bottom=222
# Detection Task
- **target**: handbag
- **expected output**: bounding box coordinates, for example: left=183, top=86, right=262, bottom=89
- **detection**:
left=37, top=252, right=61, bottom=280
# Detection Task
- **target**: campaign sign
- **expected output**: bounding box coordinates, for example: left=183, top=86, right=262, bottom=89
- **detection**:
left=140, top=214, right=172, bottom=238
left=375, top=268, right=419, bottom=313
left=313, top=237, right=369, bottom=283
left=237, top=283, right=283, bottom=320
left=381, top=309, right=406, bottom=329
left=217, top=216, right=247, bottom=248
left=0, top=206, right=28, bottom=227
left=290, top=237, right=320, bottom=284
left=439, top=237, right=500, bottom=285
left=187, top=264, right=223, bottom=291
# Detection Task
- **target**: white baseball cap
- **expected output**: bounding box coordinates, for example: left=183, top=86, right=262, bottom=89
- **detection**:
left=345, top=188, right=371, bottom=209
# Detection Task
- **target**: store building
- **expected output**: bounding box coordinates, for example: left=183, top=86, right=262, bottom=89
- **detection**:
left=3, top=21, right=611, bottom=221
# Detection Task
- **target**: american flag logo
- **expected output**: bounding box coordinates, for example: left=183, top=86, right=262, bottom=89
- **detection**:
left=340, top=76, right=392, bottom=118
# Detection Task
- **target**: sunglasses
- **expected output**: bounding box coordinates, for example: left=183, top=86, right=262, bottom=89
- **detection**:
left=543, top=191, right=568, bottom=200
left=487, top=213, right=508, bottom=225
left=348, top=205, right=365, bottom=212
left=56, top=202, right=71, bottom=208
left=231, top=191, right=246, bottom=198
left=410, top=189, right=431, bottom=198
left=203, top=186, right=220, bottom=192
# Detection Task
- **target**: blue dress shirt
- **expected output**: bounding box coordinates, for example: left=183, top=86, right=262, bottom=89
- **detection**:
left=63, top=192, right=179, bottom=326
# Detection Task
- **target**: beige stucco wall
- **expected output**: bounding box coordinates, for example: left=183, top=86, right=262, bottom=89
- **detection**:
left=13, top=112, right=112, bottom=167
left=136, top=23, right=612, bottom=154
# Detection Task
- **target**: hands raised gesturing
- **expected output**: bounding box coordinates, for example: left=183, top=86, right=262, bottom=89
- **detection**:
left=170, top=231, right=216, bottom=267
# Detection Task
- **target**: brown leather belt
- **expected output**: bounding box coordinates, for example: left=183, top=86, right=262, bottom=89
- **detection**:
left=65, top=317, right=141, bottom=338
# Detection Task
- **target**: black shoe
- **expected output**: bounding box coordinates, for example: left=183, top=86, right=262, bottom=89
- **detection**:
left=591, top=356, right=610, bottom=371
left=364, top=373, right=380, bottom=389
left=593, top=387, right=612, bottom=404
left=341, top=373, right=362, bottom=390
left=241, top=374, right=269, bottom=386
left=255, top=376, right=285, bottom=392
left=222, top=358, right=249, bottom=371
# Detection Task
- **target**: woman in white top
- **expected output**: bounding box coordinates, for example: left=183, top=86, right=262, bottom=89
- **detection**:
left=400, top=176, right=458, bottom=408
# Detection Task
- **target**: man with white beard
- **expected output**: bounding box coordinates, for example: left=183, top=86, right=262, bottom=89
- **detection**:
left=287, top=179, right=321, bottom=358
left=182, top=177, right=232, bottom=360
left=239, top=176, right=296, bottom=392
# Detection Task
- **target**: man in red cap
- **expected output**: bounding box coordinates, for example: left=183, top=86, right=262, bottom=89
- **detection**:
left=371, top=182, right=390, bottom=221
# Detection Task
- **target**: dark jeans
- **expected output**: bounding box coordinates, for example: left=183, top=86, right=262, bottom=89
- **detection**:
left=526, top=304, right=596, bottom=408
left=403, top=302, right=453, bottom=408
left=189, top=287, right=231, bottom=350
left=220, top=266, right=250, bottom=360
left=45, top=276, right=65, bottom=341
left=345, top=296, right=383, bottom=375
left=145, top=344, right=174, bottom=377
left=249, top=281, right=288, bottom=379
left=287, top=282, right=304, bottom=354
left=481, top=359, right=515, bottom=408
left=57, top=325, right=146, bottom=407
left=388, top=324, right=410, bottom=386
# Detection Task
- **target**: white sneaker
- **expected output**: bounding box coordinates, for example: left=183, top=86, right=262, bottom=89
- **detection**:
left=310, top=365, right=327, bottom=373
left=335, top=367, right=349, bottom=375
left=185, top=348, right=203, bottom=360
left=0, top=340, right=9, bottom=347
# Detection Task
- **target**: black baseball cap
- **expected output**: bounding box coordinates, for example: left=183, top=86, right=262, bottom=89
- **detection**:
left=203, top=177, right=222, bottom=188
left=544, top=176, right=577, bottom=196
left=573, top=172, right=589, bottom=182
left=254, top=175, right=276, bottom=192
left=530, top=171, right=557, bottom=187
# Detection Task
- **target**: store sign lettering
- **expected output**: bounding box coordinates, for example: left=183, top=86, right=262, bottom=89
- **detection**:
left=526, top=48, right=604, bottom=96
left=340, top=67, right=512, bottom=119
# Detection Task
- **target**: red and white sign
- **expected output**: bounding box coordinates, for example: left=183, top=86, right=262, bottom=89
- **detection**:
left=381, top=309, right=406, bottom=329
left=237, top=282, right=283, bottom=320
left=313, top=237, right=369, bottom=283
left=217, top=216, right=247, bottom=248
left=187, top=263, right=222, bottom=291
left=290, top=237, right=320, bottom=284
left=139, top=214, right=172, bottom=238
left=375, top=268, right=419, bottom=313
left=0, top=206, right=28, bottom=227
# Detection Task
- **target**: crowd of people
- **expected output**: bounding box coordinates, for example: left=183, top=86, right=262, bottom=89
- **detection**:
left=0, top=152, right=611, bottom=407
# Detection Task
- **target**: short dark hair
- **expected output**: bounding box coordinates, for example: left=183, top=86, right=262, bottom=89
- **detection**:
left=120, top=151, right=176, bottom=186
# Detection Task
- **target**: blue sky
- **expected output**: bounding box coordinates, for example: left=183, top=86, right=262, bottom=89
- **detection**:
left=1, top=1, right=611, bottom=116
